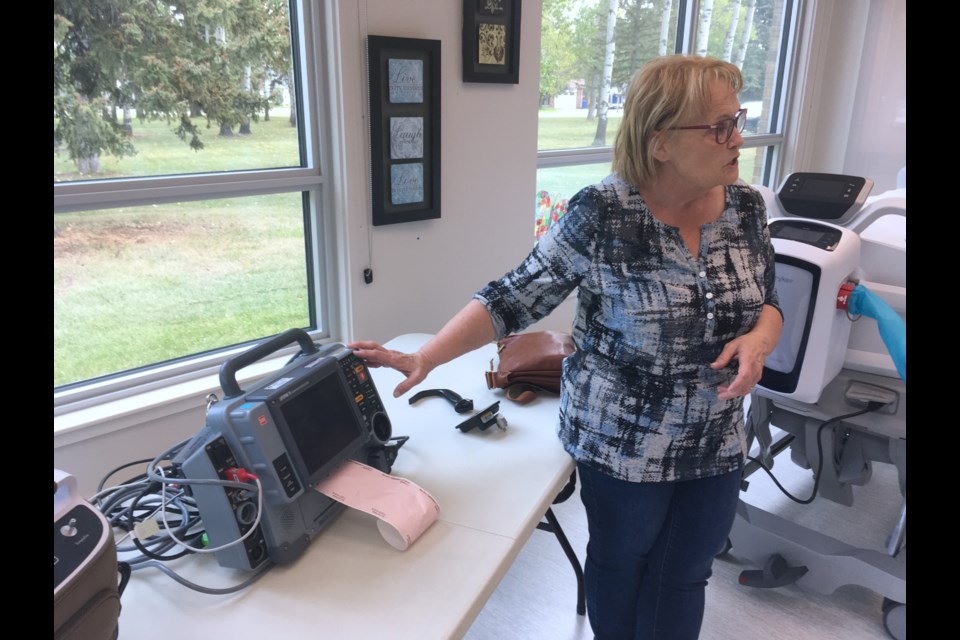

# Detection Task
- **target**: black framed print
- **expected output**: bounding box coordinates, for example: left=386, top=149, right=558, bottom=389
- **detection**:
left=368, top=36, right=441, bottom=226
left=462, top=0, right=521, bottom=84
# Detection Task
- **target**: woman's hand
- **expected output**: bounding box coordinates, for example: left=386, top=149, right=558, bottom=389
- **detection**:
left=710, top=305, right=783, bottom=400
left=349, top=300, right=497, bottom=398
left=710, top=334, right=768, bottom=400
left=348, top=341, right=438, bottom=398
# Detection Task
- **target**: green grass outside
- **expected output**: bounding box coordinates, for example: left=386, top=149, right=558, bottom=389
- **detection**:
left=536, top=110, right=623, bottom=151
left=55, top=110, right=301, bottom=180
left=54, top=193, right=310, bottom=386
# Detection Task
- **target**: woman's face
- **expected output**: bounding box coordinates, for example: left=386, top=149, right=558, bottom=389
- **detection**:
left=655, top=81, right=745, bottom=192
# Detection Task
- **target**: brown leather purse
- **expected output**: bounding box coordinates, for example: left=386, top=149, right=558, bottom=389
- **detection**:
left=484, top=331, right=576, bottom=404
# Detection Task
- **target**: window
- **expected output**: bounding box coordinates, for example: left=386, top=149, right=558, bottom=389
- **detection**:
left=54, top=1, right=336, bottom=402
left=536, top=0, right=798, bottom=236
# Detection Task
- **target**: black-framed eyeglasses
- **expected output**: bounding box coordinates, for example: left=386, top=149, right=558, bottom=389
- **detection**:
left=667, top=108, right=748, bottom=144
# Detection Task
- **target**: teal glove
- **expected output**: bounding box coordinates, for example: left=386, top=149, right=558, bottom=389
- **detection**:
left=849, top=284, right=906, bottom=382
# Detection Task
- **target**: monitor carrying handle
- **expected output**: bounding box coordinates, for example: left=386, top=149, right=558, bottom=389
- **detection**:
left=219, top=328, right=318, bottom=398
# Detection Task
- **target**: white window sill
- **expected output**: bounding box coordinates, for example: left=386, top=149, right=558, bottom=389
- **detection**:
left=53, top=355, right=290, bottom=449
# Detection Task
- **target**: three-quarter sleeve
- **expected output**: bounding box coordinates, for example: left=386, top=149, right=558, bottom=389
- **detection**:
left=474, top=186, right=601, bottom=338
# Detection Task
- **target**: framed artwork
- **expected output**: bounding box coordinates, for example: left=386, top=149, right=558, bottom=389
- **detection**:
left=462, top=0, right=521, bottom=84
left=368, top=36, right=441, bottom=226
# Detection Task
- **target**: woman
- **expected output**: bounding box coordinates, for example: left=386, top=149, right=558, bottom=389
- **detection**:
left=351, top=55, right=782, bottom=640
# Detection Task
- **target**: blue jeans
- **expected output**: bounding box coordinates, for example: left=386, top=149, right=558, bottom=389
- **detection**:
left=577, top=462, right=742, bottom=640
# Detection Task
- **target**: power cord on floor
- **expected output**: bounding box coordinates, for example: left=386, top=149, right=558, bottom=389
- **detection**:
left=745, top=401, right=886, bottom=505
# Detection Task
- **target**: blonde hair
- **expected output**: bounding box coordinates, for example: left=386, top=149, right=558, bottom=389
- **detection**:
left=612, top=55, right=743, bottom=190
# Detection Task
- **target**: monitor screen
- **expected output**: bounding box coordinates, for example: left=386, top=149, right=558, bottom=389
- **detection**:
left=249, top=356, right=369, bottom=489
left=799, top=177, right=847, bottom=198
left=279, top=371, right=366, bottom=479
left=760, top=256, right=820, bottom=393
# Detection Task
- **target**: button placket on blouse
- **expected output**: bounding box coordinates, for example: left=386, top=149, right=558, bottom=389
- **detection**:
left=699, top=265, right=717, bottom=337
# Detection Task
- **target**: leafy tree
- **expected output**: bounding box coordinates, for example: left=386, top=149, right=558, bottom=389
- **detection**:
left=54, top=0, right=293, bottom=174
left=538, top=0, right=775, bottom=140
left=54, top=0, right=150, bottom=173
left=559, top=1, right=603, bottom=119
left=613, top=0, right=671, bottom=92
left=540, top=0, right=578, bottom=106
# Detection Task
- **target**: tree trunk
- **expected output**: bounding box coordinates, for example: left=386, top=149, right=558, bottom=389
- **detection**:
left=734, top=0, right=758, bottom=69
left=220, top=121, right=234, bottom=136
left=696, top=0, right=715, bottom=56
left=264, top=78, right=271, bottom=121
left=122, top=108, right=133, bottom=136
left=240, top=66, right=252, bottom=134
left=77, top=155, right=101, bottom=174
left=723, top=1, right=742, bottom=62
left=191, top=102, right=203, bottom=117
left=658, top=0, right=674, bottom=56
left=592, top=0, right=618, bottom=147
left=288, top=73, right=298, bottom=128
left=585, top=76, right=598, bottom=120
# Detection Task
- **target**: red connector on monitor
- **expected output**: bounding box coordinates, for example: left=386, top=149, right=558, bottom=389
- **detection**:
left=835, top=281, right=857, bottom=311
left=225, top=467, right=259, bottom=483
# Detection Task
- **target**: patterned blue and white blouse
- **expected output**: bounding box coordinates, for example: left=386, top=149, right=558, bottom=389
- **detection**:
left=475, top=174, right=780, bottom=483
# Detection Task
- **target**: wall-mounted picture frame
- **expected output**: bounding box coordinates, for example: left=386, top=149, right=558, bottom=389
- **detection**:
left=462, top=0, right=521, bottom=84
left=368, top=36, right=441, bottom=226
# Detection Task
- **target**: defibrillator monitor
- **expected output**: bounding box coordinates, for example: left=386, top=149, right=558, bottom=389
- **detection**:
left=177, top=329, right=399, bottom=570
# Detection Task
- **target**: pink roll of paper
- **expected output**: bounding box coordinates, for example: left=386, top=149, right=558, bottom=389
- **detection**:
left=314, top=459, right=440, bottom=551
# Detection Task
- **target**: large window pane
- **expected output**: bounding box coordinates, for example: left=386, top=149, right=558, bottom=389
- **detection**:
left=53, top=0, right=327, bottom=394
left=54, top=193, right=311, bottom=387
left=54, top=0, right=302, bottom=182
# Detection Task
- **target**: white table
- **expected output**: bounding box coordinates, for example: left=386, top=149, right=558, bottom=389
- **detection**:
left=116, top=333, right=576, bottom=639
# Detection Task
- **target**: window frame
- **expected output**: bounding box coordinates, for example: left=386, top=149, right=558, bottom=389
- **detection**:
left=53, top=0, right=344, bottom=415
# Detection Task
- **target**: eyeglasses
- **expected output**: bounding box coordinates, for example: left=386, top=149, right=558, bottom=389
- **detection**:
left=667, top=108, right=748, bottom=144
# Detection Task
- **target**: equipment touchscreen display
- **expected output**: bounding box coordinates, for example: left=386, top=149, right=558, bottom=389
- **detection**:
left=280, top=373, right=366, bottom=479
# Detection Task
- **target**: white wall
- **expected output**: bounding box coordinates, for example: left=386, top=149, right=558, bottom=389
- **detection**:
left=54, top=0, right=905, bottom=496
left=339, top=0, right=564, bottom=346
left=840, top=0, right=906, bottom=193
left=783, top=0, right=906, bottom=192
